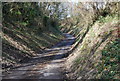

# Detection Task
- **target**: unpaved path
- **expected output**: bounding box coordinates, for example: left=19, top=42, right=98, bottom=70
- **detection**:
left=2, top=33, right=75, bottom=80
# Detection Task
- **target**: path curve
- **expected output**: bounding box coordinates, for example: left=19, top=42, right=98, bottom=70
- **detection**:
left=2, top=33, right=75, bottom=80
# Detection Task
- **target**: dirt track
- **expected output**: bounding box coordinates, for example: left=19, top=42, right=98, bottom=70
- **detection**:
left=2, top=33, right=75, bottom=80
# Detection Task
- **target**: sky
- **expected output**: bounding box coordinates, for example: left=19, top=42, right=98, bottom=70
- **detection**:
left=70, top=0, right=78, bottom=3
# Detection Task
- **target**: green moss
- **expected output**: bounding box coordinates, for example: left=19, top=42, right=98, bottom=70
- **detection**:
left=96, top=38, right=120, bottom=79
left=75, top=57, right=86, bottom=65
left=97, top=14, right=118, bottom=26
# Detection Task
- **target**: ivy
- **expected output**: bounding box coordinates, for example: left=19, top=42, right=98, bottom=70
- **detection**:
left=97, top=38, right=120, bottom=79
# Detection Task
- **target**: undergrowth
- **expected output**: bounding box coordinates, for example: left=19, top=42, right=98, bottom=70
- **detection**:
left=96, top=38, right=120, bottom=79
left=97, top=14, right=118, bottom=26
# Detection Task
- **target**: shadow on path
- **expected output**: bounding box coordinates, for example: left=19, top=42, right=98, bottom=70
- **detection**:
left=2, top=33, right=75, bottom=79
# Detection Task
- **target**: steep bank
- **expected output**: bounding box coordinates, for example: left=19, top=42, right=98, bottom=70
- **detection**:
left=1, top=2, right=120, bottom=79
left=62, top=2, right=120, bottom=79
left=65, top=15, right=119, bottom=79
left=2, top=3, right=64, bottom=70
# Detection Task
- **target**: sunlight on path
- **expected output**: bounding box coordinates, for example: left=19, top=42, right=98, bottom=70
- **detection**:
left=2, top=33, right=75, bottom=79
